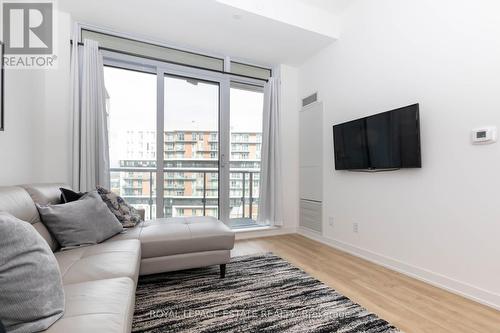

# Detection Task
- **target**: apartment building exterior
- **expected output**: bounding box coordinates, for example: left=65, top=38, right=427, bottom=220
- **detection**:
left=110, top=130, right=261, bottom=222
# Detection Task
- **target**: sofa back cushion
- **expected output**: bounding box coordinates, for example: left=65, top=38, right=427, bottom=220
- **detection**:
left=0, top=186, right=59, bottom=251
left=0, top=212, right=65, bottom=333
left=21, top=183, right=68, bottom=205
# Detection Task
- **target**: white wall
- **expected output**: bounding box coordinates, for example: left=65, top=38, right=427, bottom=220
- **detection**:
left=0, top=10, right=72, bottom=186
left=298, top=0, right=500, bottom=309
left=34, top=11, right=72, bottom=184
left=0, top=70, right=44, bottom=185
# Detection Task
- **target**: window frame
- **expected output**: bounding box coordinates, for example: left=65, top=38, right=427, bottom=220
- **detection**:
left=101, top=35, right=267, bottom=224
left=77, top=23, right=272, bottom=80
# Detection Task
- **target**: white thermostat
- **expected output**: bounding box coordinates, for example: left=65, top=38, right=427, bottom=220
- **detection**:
left=471, top=126, right=497, bottom=144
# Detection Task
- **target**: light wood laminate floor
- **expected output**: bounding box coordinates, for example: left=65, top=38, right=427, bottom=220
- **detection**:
left=232, top=234, right=500, bottom=333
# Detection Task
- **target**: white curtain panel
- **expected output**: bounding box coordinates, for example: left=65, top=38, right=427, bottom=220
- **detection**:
left=257, top=76, right=283, bottom=226
left=70, top=26, right=80, bottom=191
left=70, top=34, right=110, bottom=191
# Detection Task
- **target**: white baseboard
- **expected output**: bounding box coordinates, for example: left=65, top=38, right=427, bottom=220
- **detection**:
left=235, top=226, right=296, bottom=240
left=298, top=227, right=500, bottom=311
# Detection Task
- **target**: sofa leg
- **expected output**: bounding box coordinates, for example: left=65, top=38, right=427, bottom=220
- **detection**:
left=220, top=264, right=226, bottom=278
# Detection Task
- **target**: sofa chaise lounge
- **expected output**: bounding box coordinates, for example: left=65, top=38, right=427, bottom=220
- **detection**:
left=0, top=183, right=235, bottom=333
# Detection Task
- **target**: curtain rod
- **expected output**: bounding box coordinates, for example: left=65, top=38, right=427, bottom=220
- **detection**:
left=70, top=40, right=269, bottom=83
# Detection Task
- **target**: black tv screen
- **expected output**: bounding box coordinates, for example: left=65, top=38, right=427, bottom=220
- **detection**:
left=333, top=104, right=421, bottom=170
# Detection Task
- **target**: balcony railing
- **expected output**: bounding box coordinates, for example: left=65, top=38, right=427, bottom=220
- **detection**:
left=109, top=167, right=261, bottom=225
left=110, top=168, right=156, bottom=219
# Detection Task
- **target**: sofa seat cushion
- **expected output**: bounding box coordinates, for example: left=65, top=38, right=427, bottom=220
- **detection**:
left=55, top=239, right=141, bottom=284
left=44, top=277, right=135, bottom=333
left=139, top=216, right=235, bottom=259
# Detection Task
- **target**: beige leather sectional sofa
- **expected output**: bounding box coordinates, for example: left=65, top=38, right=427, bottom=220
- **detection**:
left=0, top=183, right=235, bottom=333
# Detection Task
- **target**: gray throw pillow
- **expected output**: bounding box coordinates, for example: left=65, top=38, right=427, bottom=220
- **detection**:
left=0, top=212, right=65, bottom=333
left=37, top=191, right=123, bottom=248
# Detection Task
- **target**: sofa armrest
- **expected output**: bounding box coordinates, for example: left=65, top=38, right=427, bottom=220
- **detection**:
left=137, top=208, right=146, bottom=221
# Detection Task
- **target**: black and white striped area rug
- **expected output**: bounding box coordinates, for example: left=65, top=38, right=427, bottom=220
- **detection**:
left=132, top=254, right=401, bottom=333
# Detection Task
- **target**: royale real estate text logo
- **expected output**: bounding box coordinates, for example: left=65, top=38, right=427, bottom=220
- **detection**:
left=2, top=0, right=57, bottom=69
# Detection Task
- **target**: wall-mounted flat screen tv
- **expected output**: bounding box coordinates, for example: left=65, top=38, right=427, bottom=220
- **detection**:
left=333, top=104, right=421, bottom=171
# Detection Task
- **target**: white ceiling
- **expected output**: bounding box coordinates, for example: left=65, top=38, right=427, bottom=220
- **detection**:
left=300, top=0, right=355, bottom=14
left=58, top=0, right=351, bottom=66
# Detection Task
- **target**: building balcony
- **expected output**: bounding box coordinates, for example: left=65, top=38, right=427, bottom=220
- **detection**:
left=110, top=166, right=265, bottom=229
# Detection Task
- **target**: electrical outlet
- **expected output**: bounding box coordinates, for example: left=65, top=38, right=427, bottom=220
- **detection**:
left=353, top=222, right=359, bottom=233
left=328, top=217, right=334, bottom=227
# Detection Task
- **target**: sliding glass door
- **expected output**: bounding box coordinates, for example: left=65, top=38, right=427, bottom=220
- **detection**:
left=105, top=66, right=157, bottom=220
left=163, top=75, right=220, bottom=218
left=103, top=57, right=265, bottom=227
left=228, top=83, right=265, bottom=228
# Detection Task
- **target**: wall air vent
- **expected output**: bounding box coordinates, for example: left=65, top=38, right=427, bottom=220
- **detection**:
left=302, top=92, right=318, bottom=107
left=299, top=199, right=322, bottom=233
